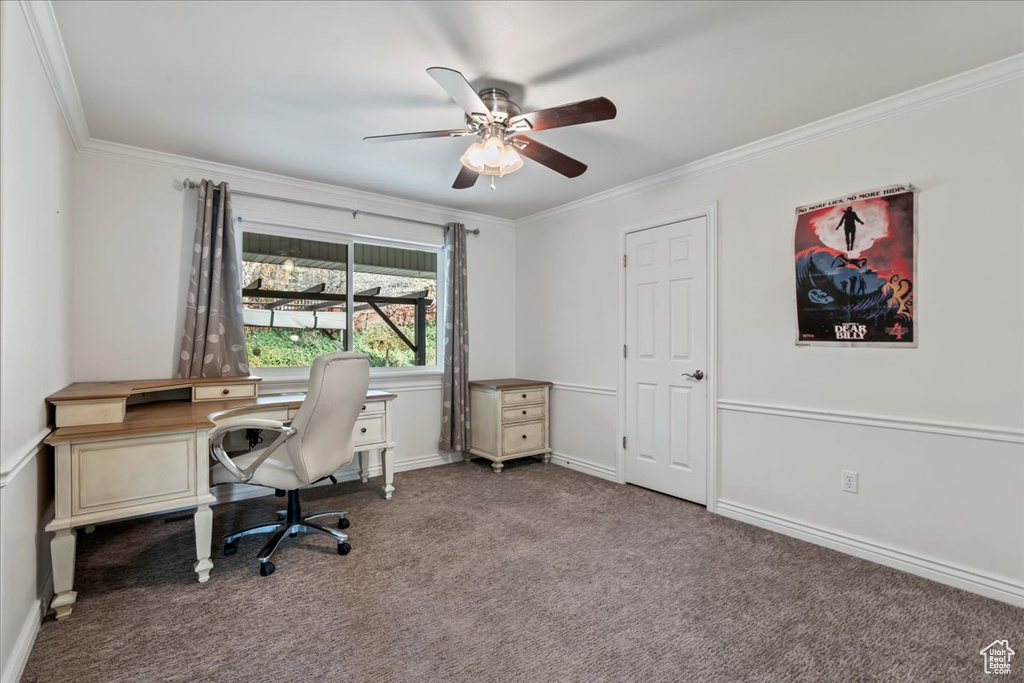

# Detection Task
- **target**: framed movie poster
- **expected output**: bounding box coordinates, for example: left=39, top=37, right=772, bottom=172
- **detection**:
left=794, top=184, right=917, bottom=347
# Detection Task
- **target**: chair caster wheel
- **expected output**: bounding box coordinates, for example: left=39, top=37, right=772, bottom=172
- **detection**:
left=289, top=530, right=298, bottom=538
left=260, top=561, right=275, bottom=577
left=338, top=542, right=352, bottom=556
left=338, top=518, right=351, bottom=530
left=224, top=541, right=237, bottom=556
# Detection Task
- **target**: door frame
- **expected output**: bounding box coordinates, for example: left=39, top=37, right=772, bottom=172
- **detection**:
left=616, top=202, right=719, bottom=511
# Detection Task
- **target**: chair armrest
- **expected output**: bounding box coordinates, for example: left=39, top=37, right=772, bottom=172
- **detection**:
left=209, top=418, right=297, bottom=484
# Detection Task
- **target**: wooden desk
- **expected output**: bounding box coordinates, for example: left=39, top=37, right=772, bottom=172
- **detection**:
left=44, top=384, right=396, bottom=620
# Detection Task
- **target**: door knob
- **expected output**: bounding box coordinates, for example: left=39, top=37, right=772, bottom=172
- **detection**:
left=681, top=370, right=705, bottom=381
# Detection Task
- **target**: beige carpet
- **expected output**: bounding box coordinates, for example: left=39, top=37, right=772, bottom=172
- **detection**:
left=22, top=460, right=1022, bottom=682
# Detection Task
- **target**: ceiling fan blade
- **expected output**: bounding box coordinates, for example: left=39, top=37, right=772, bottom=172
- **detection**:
left=363, top=129, right=470, bottom=143
left=508, top=97, right=616, bottom=132
left=515, top=136, right=587, bottom=178
left=453, top=165, right=479, bottom=189
left=427, top=67, right=493, bottom=124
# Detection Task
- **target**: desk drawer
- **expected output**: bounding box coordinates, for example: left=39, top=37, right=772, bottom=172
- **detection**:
left=501, top=388, right=546, bottom=406
left=72, top=433, right=196, bottom=515
left=353, top=415, right=385, bottom=447
left=194, top=383, right=257, bottom=402
left=502, top=421, right=546, bottom=455
left=502, top=404, right=546, bottom=423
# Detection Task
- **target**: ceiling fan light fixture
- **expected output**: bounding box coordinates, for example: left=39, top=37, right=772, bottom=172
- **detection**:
left=459, top=135, right=523, bottom=177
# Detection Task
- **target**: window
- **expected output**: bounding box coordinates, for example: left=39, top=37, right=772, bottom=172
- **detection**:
left=240, top=229, right=440, bottom=370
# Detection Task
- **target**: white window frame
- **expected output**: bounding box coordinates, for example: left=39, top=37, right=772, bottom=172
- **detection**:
left=236, top=217, right=446, bottom=385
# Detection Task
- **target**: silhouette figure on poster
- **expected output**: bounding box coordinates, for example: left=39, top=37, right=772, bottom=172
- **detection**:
left=835, top=206, right=864, bottom=252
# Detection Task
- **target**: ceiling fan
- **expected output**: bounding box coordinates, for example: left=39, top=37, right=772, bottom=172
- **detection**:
left=364, top=67, right=617, bottom=190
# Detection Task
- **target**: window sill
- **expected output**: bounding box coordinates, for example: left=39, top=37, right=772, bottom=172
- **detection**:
left=257, top=365, right=443, bottom=395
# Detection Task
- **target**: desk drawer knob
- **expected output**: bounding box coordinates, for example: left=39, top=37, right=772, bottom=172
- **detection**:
left=360, top=427, right=367, bottom=434
left=222, top=388, right=230, bottom=395
left=522, top=434, right=527, bottom=439
left=522, top=410, right=527, bottom=415
left=522, top=394, right=527, bottom=399
left=362, top=405, right=366, bottom=411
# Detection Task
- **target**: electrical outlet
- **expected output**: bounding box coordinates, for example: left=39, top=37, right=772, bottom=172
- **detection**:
left=841, top=470, right=858, bottom=493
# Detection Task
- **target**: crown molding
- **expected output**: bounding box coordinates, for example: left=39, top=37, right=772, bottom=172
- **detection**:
left=19, top=0, right=89, bottom=149
left=21, top=1, right=511, bottom=230
left=79, top=137, right=515, bottom=230
left=517, top=52, right=1024, bottom=227
left=22, top=0, right=1022, bottom=229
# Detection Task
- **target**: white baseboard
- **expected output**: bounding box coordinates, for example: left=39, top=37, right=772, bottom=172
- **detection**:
left=212, top=453, right=460, bottom=505
left=715, top=499, right=1024, bottom=608
left=2, top=571, right=52, bottom=683
left=549, top=452, right=618, bottom=483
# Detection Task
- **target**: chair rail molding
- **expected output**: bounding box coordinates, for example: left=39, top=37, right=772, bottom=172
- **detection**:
left=0, top=428, right=52, bottom=488
left=517, top=53, right=1024, bottom=228
left=550, top=382, right=617, bottom=397
left=716, top=499, right=1024, bottom=608
left=717, top=399, right=1024, bottom=444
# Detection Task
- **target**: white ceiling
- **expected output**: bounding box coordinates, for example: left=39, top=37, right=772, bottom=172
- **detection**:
left=53, top=1, right=1024, bottom=219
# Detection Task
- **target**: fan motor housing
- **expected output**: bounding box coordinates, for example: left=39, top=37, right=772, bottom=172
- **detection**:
left=466, top=88, right=522, bottom=127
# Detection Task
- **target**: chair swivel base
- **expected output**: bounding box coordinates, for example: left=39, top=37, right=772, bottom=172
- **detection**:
left=222, top=489, right=351, bottom=576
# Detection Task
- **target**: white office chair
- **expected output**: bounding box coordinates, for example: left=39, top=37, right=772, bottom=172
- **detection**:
left=209, top=351, right=370, bottom=576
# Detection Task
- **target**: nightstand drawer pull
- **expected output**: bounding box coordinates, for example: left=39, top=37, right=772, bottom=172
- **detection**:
left=360, top=427, right=367, bottom=434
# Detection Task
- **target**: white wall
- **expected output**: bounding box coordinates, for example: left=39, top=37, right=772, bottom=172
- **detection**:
left=516, top=75, right=1024, bottom=601
left=0, top=2, right=76, bottom=680
left=73, top=149, right=517, bottom=468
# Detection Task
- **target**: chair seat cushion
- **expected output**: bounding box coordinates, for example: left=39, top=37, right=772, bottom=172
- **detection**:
left=211, top=451, right=306, bottom=491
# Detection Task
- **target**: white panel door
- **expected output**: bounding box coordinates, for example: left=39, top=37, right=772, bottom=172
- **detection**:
left=624, top=217, right=708, bottom=503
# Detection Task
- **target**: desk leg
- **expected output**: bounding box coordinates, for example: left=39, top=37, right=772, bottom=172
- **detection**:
left=193, top=504, right=213, bottom=583
left=358, top=451, right=369, bottom=484
left=381, top=448, right=394, bottom=500
left=50, top=528, right=78, bottom=620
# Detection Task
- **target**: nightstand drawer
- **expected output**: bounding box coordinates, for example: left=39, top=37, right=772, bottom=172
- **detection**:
left=501, top=388, right=546, bottom=406
left=360, top=401, right=386, bottom=416
left=502, top=421, right=546, bottom=454
left=193, top=383, right=257, bottom=401
left=353, top=415, right=385, bottom=447
left=502, top=405, right=546, bottom=423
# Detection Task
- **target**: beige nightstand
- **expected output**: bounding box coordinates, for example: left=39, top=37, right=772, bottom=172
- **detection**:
left=466, top=378, right=552, bottom=472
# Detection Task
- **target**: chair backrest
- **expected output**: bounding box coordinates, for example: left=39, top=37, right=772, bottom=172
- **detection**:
left=285, top=351, right=370, bottom=485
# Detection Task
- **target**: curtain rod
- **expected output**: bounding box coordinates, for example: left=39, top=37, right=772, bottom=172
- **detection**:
left=182, top=179, right=480, bottom=235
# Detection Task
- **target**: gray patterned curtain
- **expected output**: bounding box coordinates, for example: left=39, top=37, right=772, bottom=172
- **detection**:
left=439, top=222, right=470, bottom=451
left=177, top=180, right=249, bottom=378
